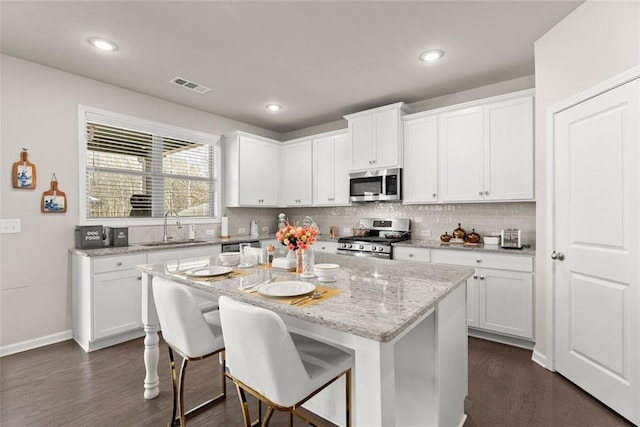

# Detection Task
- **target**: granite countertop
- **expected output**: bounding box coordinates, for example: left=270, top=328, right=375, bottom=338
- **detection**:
left=138, top=252, right=473, bottom=343
left=71, top=234, right=277, bottom=257
left=72, top=233, right=341, bottom=257
left=394, top=239, right=536, bottom=256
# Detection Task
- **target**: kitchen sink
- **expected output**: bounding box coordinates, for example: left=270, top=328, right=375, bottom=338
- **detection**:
left=141, top=240, right=207, bottom=247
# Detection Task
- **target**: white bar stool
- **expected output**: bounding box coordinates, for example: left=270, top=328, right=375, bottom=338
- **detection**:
left=218, top=295, right=352, bottom=426
left=153, top=278, right=226, bottom=426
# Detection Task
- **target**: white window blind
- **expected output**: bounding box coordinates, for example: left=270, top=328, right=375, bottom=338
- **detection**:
left=81, top=107, right=219, bottom=221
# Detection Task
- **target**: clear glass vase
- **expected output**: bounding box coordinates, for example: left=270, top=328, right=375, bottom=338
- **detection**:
left=300, top=247, right=315, bottom=278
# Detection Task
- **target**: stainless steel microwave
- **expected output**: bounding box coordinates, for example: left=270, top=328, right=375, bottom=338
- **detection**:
left=349, top=168, right=401, bottom=202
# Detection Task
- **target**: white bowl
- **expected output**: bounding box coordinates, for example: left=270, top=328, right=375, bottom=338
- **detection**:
left=313, top=263, right=339, bottom=282
left=219, top=252, right=241, bottom=266
left=483, top=236, right=500, bottom=245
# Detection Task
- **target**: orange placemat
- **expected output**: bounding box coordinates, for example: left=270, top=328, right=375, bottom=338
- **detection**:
left=243, top=283, right=341, bottom=308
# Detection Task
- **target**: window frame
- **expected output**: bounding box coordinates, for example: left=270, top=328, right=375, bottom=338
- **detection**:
left=78, top=105, right=221, bottom=226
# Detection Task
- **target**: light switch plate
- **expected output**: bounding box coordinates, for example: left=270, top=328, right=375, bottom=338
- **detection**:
left=0, top=219, right=21, bottom=234
left=238, top=227, right=246, bottom=234
left=205, top=229, right=215, bottom=236
left=421, top=230, right=431, bottom=237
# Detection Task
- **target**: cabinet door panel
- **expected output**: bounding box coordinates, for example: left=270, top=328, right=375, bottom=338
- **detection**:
left=333, top=134, right=351, bottom=205
left=351, top=116, right=375, bottom=170
left=93, top=270, right=142, bottom=339
left=239, top=137, right=280, bottom=206
left=439, top=107, right=484, bottom=201
left=403, top=115, right=438, bottom=203
left=375, top=109, right=399, bottom=168
left=297, top=141, right=313, bottom=205
left=484, top=97, right=533, bottom=200
left=313, top=137, right=335, bottom=205
left=478, top=269, right=532, bottom=339
left=467, top=276, right=480, bottom=327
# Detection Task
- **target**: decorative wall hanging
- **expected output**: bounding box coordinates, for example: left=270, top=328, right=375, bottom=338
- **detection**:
left=12, top=148, right=37, bottom=189
left=41, top=174, right=67, bottom=213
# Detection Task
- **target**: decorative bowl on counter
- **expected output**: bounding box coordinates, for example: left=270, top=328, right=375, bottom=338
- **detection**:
left=313, top=263, right=340, bottom=283
left=219, top=252, right=241, bottom=266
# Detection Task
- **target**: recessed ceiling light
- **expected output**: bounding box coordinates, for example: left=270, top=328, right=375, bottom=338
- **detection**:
left=420, top=49, right=444, bottom=62
left=88, top=37, right=118, bottom=51
left=265, top=104, right=282, bottom=112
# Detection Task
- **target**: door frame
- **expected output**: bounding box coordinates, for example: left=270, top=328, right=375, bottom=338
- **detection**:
left=544, top=65, right=640, bottom=372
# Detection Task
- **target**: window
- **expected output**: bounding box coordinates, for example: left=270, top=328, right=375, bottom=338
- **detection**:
left=79, top=106, right=220, bottom=223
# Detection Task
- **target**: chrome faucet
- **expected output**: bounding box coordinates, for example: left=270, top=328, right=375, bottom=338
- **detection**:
left=163, top=209, right=182, bottom=243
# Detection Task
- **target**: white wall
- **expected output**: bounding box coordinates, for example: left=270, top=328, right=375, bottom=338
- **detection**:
left=533, top=0, right=640, bottom=362
left=0, top=55, right=280, bottom=350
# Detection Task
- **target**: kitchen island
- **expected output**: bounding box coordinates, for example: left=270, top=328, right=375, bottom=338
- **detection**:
left=137, top=253, right=473, bottom=426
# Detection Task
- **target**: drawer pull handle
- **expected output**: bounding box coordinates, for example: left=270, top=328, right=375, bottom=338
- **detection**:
left=137, top=276, right=142, bottom=280
left=117, top=261, right=123, bottom=266
left=480, top=275, right=485, bottom=280
left=473, top=275, right=478, bottom=279
left=475, top=258, right=481, bottom=263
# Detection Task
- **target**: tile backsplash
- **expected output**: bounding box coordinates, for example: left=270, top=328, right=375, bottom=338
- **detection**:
left=128, top=202, right=535, bottom=245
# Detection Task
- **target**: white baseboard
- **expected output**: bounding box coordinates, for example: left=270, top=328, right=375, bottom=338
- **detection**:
left=531, top=347, right=550, bottom=370
left=0, top=330, right=73, bottom=357
left=468, top=328, right=535, bottom=350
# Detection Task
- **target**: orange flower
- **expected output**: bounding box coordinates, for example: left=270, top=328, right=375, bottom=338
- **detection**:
left=276, top=224, right=317, bottom=250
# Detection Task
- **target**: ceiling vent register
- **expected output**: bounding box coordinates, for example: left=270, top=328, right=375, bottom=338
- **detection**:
left=170, top=77, right=211, bottom=94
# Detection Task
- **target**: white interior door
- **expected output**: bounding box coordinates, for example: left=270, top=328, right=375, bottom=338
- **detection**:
left=553, top=78, right=639, bottom=425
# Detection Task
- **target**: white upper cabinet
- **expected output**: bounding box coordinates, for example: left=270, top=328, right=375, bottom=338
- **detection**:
left=402, top=114, right=439, bottom=203
left=313, top=131, right=351, bottom=206
left=439, top=106, right=485, bottom=201
left=223, top=132, right=281, bottom=207
left=345, top=102, right=413, bottom=171
left=282, top=139, right=313, bottom=206
left=438, top=91, right=534, bottom=202
left=483, top=96, right=534, bottom=200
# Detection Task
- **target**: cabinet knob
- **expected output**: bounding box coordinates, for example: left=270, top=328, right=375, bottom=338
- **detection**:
left=478, top=191, right=483, bottom=196
left=475, top=258, right=482, bottom=263
left=117, top=261, right=123, bottom=266
left=551, top=251, right=565, bottom=261
left=432, top=193, right=437, bottom=198
left=473, top=275, right=478, bottom=279
left=480, top=275, right=485, bottom=280
left=484, top=191, right=490, bottom=195
left=137, top=276, right=142, bottom=280
left=409, top=253, right=414, bottom=257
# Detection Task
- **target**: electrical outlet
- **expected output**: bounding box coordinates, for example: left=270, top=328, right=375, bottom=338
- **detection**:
left=262, top=226, right=269, bottom=233
left=0, top=219, right=21, bottom=234
left=238, top=227, right=246, bottom=234
left=421, top=230, right=431, bottom=237
left=205, top=229, right=215, bottom=236
left=342, top=227, right=350, bottom=234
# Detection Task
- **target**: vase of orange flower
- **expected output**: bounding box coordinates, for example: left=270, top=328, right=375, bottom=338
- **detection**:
left=276, top=224, right=318, bottom=276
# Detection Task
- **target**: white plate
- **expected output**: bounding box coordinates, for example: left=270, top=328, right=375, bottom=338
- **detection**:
left=258, top=281, right=315, bottom=297
left=185, top=266, right=233, bottom=277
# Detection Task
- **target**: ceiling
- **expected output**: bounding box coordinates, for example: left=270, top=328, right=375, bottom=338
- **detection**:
left=0, top=1, right=583, bottom=134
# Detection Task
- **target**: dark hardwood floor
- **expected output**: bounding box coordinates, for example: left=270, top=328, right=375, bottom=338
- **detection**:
left=0, top=336, right=632, bottom=426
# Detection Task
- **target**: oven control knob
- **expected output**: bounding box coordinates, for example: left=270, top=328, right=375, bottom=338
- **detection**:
left=371, top=246, right=377, bottom=251
left=359, top=244, right=364, bottom=250
left=346, top=244, right=352, bottom=249
left=378, top=246, right=385, bottom=252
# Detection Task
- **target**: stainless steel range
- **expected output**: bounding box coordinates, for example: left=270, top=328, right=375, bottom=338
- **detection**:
left=337, top=218, right=411, bottom=259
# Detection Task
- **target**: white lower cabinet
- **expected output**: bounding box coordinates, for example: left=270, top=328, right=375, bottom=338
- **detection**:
left=73, top=245, right=223, bottom=352
left=399, top=247, right=534, bottom=344
left=468, top=267, right=533, bottom=339
left=73, top=253, right=147, bottom=352
left=393, top=246, right=430, bottom=262
left=315, top=241, right=338, bottom=254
